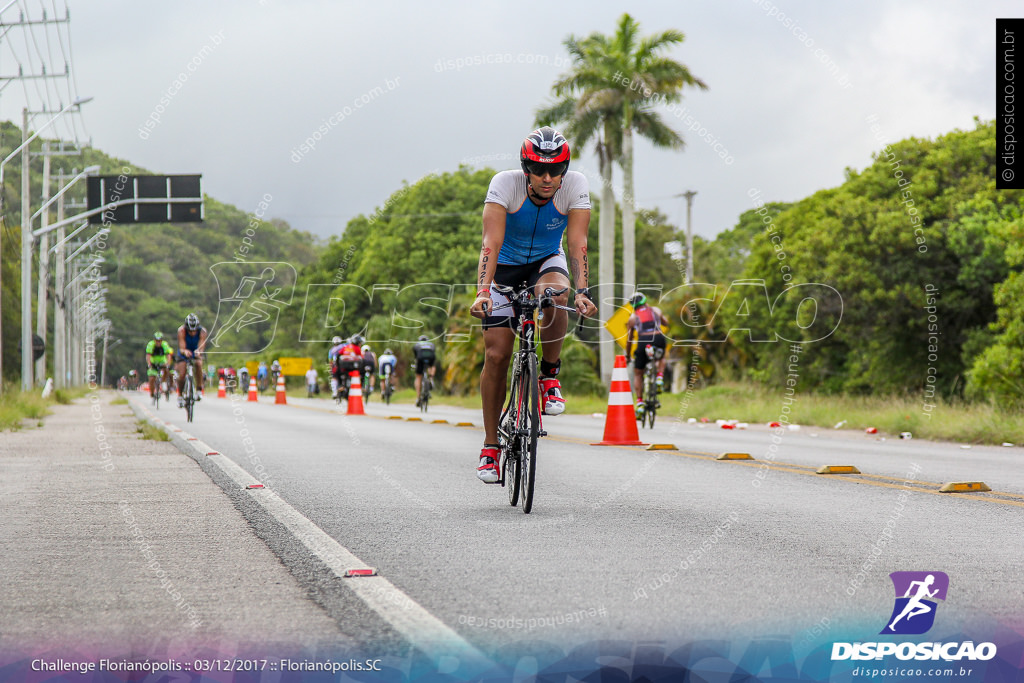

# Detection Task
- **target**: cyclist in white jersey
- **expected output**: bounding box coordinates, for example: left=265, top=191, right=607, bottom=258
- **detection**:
left=469, top=126, right=597, bottom=484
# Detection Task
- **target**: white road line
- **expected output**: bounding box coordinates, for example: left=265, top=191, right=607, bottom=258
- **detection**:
left=134, top=399, right=490, bottom=668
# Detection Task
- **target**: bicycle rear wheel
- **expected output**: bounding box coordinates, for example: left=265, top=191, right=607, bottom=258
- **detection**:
left=520, top=353, right=539, bottom=514
left=640, top=367, right=658, bottom=429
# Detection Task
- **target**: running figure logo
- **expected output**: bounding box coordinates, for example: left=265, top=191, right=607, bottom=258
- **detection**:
left=881, top=571, right=949, bottom=635
left=206, top=262, right=297, bottom=354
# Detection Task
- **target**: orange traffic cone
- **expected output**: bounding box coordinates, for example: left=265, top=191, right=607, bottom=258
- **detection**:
left=275, top=374, right=287, bottom=405
left=217, top=377, right=227, bottom=398
left=346, top=370, right=365, bottom=415
left=592, top=355, right=647, bottom=446
left=248, top=377, right=258, bottom=402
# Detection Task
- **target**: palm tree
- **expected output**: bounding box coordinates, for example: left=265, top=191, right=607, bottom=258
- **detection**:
left=606, top=14, right=707, bottom=299
left=536, top=34, right=623, bottom=382
left=537, top=15, right=706, bottom=380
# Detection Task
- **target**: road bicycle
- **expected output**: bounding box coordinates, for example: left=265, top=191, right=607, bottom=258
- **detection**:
left=490, top=283, right=575, bottom=514
left=380, top=365, right=394, bottom=404
left=361, top=365, right=374, bottom=404
left=181, top=356, right=199, bottom=423
left=335, top=369, right=352, bottom=404
left=148, top=365, right=162, bottom=409
left=418, top=372, right=433, bottom=413
left=637, top=344, right=664, bottom=429
left=257, top=373, right=269, bottom=394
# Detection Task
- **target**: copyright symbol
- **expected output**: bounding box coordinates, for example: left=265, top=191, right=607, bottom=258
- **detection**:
left=1003, top=169, right=1015, bottom=181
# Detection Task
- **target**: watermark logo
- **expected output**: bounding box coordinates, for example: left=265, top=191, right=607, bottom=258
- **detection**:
left=881, top=571, right=948, bottom=635
left=207, top=262, right=297, bottom=353
left=832, top=570, right=996, bottom=666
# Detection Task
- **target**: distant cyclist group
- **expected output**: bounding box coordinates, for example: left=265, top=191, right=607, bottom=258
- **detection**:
left=137, top=313, right=208, bottom=410
left=326, top=334, right=430, bottom=405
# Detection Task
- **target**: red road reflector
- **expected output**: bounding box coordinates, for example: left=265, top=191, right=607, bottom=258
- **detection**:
left=865, top=427, right=878, bottom=434
left=769, top=421, right=782, bottom=428
left=344, top=568, right=377, bottom=577
left=246, top=483, right=265, bottom=490
left=206, top=451, right=220, bottom=456
left=187, top=437, right=197, bottom=441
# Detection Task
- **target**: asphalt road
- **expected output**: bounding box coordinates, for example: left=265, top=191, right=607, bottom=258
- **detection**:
left=131, top=390, right=1024, bottom=662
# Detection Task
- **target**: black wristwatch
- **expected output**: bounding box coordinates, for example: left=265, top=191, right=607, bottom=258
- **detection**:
left=575, top=287, right=592, bottom=300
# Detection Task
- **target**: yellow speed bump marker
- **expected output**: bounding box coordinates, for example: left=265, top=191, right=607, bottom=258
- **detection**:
left=717, top=452, right=753, bottom=460
left=431, top=419, right=448, bottom=424
left=456, top=422, right=474, bottom=427
left=407, top=417, right=423, bottom=422
left=816, top=465, right=862, bottom=474
left=939, top=481, right=991, bottom=493
left=646, top=444, right=678, bottom=451
left=387, top=415, right=402, bottom=420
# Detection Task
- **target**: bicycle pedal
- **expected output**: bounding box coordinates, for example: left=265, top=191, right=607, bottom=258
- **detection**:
left=539, top=430, right=548, bottom=437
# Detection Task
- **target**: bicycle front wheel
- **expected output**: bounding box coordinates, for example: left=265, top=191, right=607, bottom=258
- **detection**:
left=184, top=375, right=195, bottom=423
left=501, top=372, right=523, bottom=507
left=520, top=353, right=539, bottom=514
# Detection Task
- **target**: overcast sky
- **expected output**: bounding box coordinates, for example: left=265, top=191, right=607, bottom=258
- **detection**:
left=0, top=0, right=1012, bottom=243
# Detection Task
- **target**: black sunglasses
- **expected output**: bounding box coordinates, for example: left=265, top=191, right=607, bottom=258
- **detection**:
left=526, top=161, right=568, bottom=178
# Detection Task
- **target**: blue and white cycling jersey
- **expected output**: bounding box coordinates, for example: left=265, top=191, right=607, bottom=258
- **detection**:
left=484, top=170, right=591, bottom=265
left=378, top=353, right=397, bottom=375
left=327, top=343, right=346, bottom=362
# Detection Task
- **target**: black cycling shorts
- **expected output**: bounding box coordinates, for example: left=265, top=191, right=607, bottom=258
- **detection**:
left=633, top=333, right=667, bottom=370
left=483, top=252, right=570, bottom=330
left=415, top=357, right=435, bottom=375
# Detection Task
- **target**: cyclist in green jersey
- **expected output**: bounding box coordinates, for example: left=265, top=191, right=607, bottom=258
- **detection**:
left=145, top=332, right=174, bottom=396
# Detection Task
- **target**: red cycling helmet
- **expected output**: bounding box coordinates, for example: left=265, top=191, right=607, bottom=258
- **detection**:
left=520, top=126, right=570, bottom=177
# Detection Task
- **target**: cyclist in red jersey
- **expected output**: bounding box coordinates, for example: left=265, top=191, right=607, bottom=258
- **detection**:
left=469, top=127, right=597, bottom=484
left=625, top=292, right=669, bottom=414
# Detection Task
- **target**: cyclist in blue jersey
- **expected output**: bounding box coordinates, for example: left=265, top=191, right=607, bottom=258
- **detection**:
left=327, top=336, right=344, bottom=396
left=175, top=313, right=208, bottom=407
left=378, top=348, right=398, bottom=380
left=469, top=126, right=597, bottom=484
left=256, top=360, right=268, bottom=390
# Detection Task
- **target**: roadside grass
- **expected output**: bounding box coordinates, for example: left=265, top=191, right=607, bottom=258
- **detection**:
left=279, top=378, right=1022, bottom=446
left=648, top=383, right=1024, bottom=445
left=413, top=382, right=1023, bottom=446
left=1, top=385, right=131, bottom=431
left=136, top=419, right=170, bottom=441
left=0, top=386, right=56, bottom=430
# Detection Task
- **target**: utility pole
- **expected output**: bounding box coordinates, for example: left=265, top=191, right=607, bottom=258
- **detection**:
left=677, top=190, right=697, bottom=284
left=100, top=323, right=109, bottom=387
left=35, top=143, right=51, bottom=384
left=20, top=107, right=33, bottom=390
left=54, top=194, right=66, bottom=388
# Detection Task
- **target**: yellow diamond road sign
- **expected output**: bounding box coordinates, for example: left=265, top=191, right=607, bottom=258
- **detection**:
left=604, top=304, right=671, bottom=350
